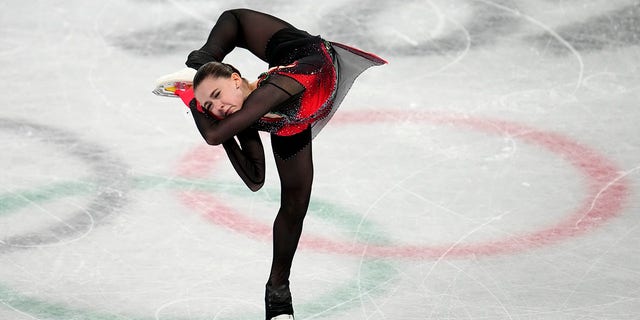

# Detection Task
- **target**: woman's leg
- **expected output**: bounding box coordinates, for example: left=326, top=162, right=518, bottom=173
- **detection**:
left=266, top=128, right=313, bottom=319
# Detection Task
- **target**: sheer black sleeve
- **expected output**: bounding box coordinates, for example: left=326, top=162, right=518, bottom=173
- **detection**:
left=186, top=8, right=306, bottom=145
left=190, top=103, right=266, bottom=191
left=186, top=8, right=294, bottom=69
left=222, top=129, right=266, bottom=192
left=189, top=75, right=304, bottom=145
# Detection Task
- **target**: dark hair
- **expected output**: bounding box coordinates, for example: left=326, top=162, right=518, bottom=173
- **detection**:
left=193, top=62, right=242, bottom=89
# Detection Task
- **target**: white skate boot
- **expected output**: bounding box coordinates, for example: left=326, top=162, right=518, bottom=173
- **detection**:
left=152, top=68, right=196, bottom=97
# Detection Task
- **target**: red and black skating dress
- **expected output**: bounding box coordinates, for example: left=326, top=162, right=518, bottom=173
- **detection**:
left=179, top=9, right=385, bottom=320
left=185, top=11, right=386, bottom=155
left=249, top=28, right=386, bottom=138
left=185, top=9, right=385, bottom=186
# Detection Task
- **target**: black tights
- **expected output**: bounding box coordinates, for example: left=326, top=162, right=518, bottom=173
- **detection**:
left=263, top=129, right=313, bottom=319
left=185, top=9, right=318, bottom=318
left=269, top=128, right=313, bottom=287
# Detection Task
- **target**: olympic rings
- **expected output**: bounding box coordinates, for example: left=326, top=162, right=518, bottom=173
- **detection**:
left=0, top=119, right=396, bottom=319
left=177, top=110, right=630, bottom=259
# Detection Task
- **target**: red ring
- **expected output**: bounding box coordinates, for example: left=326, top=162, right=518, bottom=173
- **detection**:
left=175, top=110, right=629, bottom=259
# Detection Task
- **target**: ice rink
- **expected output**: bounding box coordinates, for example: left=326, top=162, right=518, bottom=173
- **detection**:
left=1, top=0, right=639, bottom=319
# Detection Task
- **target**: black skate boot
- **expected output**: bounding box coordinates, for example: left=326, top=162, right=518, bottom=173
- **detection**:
left=265, top=282, right=294, bottom=320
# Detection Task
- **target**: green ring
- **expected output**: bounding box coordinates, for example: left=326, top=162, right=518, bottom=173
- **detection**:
left=0, top=175, right=397, bottom=319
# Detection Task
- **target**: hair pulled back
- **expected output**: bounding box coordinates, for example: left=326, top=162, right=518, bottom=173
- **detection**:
left=193, top=62, right=243, bottom=89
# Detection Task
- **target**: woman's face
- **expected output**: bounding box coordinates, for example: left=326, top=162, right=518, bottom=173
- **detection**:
left=194, top=73, right=245, bottom=119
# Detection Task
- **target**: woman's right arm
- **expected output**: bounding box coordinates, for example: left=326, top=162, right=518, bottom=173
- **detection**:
left=222, top=128, right=266, bottom=192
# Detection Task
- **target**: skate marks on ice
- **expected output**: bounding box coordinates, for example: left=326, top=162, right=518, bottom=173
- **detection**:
left=109, top=0, right=640, bottom=62
left=530, top=2, right=640, bottom=54
left=0, top=118, right=398, bottom=320
left=112, top=19, right=209, bottom=56
left=318, top=0, right=518, bottom=55
left=321, top=0, right=640, bottom=56
left=107, top=1, right=287, bottom=56
left=2, top=0, right=637, bottom=319
left=0, top=119, right=131, bottom=254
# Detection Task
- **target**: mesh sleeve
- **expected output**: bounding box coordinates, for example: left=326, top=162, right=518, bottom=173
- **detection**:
left=222, top=129, right=266, bottom=192
left=186, top=9, right=305, bottom=144
left=190, top=103, right=266, bottom=191
left=189, top=78, right=302, bottom=145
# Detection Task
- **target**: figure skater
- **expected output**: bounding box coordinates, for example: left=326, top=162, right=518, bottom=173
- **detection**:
left=154, top=8, right=385, bottom=320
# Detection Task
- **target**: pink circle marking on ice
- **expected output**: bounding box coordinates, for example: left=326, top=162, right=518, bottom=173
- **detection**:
left=175, top=110, right=629, bottom=259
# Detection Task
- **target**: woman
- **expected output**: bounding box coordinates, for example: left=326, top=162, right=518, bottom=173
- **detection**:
left=154, top=8, right=385, bottom=320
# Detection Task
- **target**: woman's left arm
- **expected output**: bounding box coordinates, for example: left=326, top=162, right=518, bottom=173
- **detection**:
left=222, top=128, right=266, bottom=191
left=190, top=103, right=266, bottom=191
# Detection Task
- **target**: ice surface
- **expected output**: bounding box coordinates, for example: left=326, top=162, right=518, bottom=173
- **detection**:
left=1, top=0, right=639, bottom=319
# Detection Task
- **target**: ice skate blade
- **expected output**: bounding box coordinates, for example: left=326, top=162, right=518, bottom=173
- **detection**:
left=152, top=68, right=196, bottom=97
left=270, top=315, right=294, bottom=320
left=152, top=86, right=179, bottom=97
left=152, top=81, right=194, bottom=97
